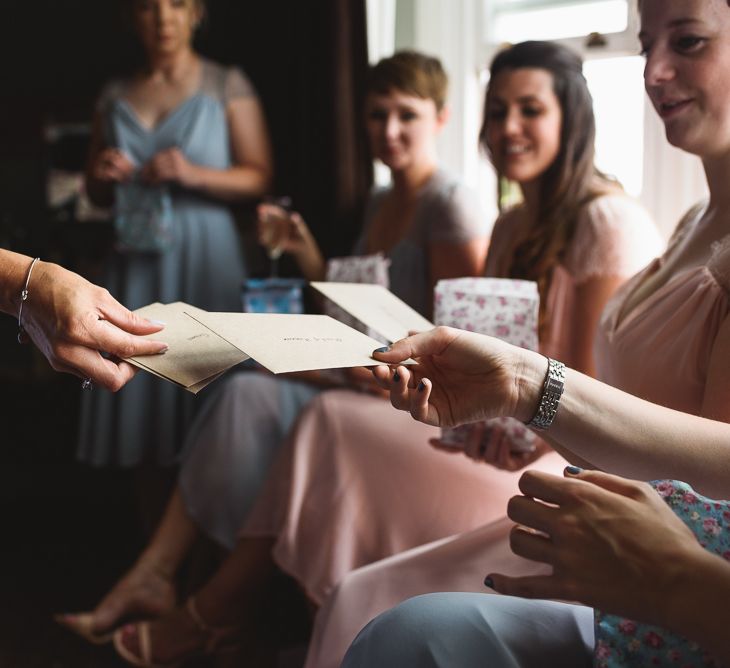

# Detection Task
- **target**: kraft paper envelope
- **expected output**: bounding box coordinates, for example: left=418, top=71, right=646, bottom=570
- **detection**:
left=127, top=302, right=249, bottom=393
left=310, top=282, right=434, bottom=343
left=187, top=312, right=402, bottom=375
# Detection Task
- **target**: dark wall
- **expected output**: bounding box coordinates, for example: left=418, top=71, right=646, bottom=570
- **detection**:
left=0, top=0, right=371, bottom=261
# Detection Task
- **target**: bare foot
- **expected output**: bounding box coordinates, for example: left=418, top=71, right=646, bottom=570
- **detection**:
left=56, top=558, right=176, bottom=642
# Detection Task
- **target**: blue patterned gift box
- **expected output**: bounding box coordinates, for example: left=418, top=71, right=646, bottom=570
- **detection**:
left=242, top=278, right=305, bottom=314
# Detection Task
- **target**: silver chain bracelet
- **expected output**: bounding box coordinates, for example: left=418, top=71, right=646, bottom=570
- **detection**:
left=526, top=357, right=565, bottom=431
left=17, top=257, right=40, bottom=344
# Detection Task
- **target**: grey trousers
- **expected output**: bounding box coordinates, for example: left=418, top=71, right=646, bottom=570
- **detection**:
left=342, top=593, right=594, bottom=668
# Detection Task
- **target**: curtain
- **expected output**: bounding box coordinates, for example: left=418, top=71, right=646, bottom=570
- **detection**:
left=201, top=0, right=373, bottom=269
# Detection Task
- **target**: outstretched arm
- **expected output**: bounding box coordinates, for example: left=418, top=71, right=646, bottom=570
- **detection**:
left=1, top=250, right=167, bottom=390
left=371, top=327, right=730, bottom=498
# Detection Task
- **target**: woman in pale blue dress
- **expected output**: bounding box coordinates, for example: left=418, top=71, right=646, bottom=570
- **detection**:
left=77, top=0, right=272, bottom=468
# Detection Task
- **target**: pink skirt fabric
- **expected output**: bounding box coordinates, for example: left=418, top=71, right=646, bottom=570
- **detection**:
left=304, top=517, right=551, bottom=668
left=243, top=389, right=568, bottom=605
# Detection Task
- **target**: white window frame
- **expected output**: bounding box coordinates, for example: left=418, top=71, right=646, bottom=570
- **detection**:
left=480, top=0, right=640, bottom=66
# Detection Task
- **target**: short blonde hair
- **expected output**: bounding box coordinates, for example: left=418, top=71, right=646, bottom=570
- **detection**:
left=367, top=51, right=449, bottom=111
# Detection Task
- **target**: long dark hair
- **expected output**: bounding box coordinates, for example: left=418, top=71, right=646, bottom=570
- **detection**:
left=480, top=40, right=616, bottom=337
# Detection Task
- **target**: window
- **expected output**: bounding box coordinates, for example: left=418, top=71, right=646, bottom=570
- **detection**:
left=484, top=0, right=636, bottom=51
left=488, top=0, right=629, bottom=44
left=585, top=55, right=645, bottom=196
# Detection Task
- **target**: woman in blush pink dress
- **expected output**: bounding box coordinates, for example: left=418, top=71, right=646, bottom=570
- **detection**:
left=310, top=5, right=730, bottom=664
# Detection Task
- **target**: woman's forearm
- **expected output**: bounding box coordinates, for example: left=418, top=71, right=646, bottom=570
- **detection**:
left=0, top=250, right=35, bottom=316
left=187, top=164, right=271, bottom=202
left=375, top=329, right=730, bottom=496
left=516, top=351, right=730, bottom=497
left=293, top=246, right=326, bottom=282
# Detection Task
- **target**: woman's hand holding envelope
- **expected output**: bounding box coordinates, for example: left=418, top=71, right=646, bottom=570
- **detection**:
left=18, top=259, right=167, bottom=391
left=371, top=326, right=545, bottom=428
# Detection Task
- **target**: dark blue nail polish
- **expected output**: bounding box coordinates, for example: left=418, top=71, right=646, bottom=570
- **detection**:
left=484, top=576, right=494, bottom=589
left=417, top=381, right=426, bottom=392
left=393, top=371, right=400, bottom=382
left=374, top=346, right=390, bottom=354
left=565, top=465, right=583, bottom=475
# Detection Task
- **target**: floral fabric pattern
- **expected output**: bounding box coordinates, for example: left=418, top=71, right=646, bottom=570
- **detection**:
left=594, top=480, right=726, bottom=667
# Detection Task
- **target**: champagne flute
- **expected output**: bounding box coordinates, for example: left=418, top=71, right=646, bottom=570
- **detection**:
left=260, top=196, right=292, bottom=278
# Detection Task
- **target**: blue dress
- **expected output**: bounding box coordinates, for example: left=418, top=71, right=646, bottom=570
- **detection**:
left=78, top=59, right=253, bottom=467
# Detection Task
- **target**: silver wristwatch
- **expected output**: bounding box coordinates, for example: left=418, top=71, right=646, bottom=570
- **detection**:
left=527, top=358, right=565, bottom=431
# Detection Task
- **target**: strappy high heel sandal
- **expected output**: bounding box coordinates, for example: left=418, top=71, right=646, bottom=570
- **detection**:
left=113, top=596, right=241, bottom=667
left=54, top=612, right=114, bottom=645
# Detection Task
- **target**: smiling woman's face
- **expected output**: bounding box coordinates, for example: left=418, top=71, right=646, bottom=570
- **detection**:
left=484, top=67, right=562, bottom=186
left=364, top=89, right=446, bottom=173
left=640, top=0, right=730, bottom=158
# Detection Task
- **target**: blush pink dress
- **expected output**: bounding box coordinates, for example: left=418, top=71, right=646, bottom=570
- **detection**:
left=595, top=202, right=730, bottom=414
left=303, top=201, right=730, bottom=668
left=241, top=195, right=663, bottom=666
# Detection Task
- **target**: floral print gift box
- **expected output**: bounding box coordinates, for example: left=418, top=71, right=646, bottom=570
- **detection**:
left=434, top=277, right=540, bottom=451
left=433, top=277, right=539, bottom=349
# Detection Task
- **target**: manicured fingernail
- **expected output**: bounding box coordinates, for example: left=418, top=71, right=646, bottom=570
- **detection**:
left=393, top=371, right=400, bottom=382
left=418, top=381, right=426, bottom=392
left=157, top=346, right=169, bottom=354
left=374, top=346, right=390, bottom=354
left=484, top=576, right=494, bottom=589
left=148, top=319, right=166, bottom=326
left=565, top=466, right=583, bottom=475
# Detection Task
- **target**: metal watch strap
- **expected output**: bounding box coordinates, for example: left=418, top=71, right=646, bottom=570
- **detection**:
left=526, top=358, right=565, bottom=431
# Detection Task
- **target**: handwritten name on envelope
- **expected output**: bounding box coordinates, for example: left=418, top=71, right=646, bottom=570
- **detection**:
left=186, top=312, right=396, bottom=375
left=127, top=302, right=248, bottom=393
left=311, top=282, right=434, bottom=343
